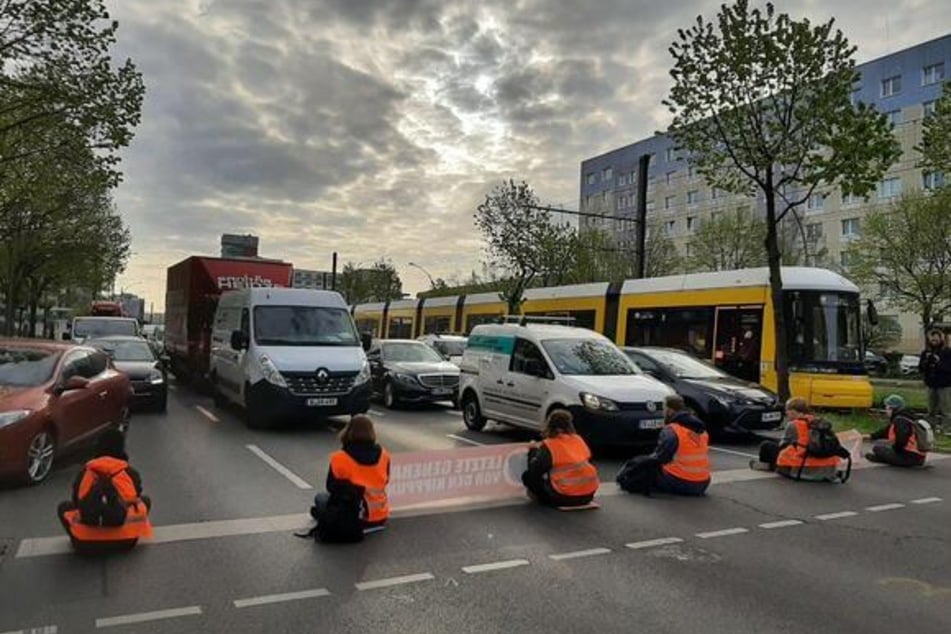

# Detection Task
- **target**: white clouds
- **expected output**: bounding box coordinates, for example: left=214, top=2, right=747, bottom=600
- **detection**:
left=104, top=0, right=949, bottom=305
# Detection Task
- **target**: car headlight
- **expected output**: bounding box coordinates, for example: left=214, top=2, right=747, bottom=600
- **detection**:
left=392, top=372, right=418, bottom=385
left=581, top=392, right=619, bottom=412
left=711, top=395, right=735, bottom=410
left=148, top=369, right=165, bottom=384
left=259, top=354, right=287, bottom=388
left=0, top=410, right=32, bottom=429
left=354, top=361, right=371, bottom=385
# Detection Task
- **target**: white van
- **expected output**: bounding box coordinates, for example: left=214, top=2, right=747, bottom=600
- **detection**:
left=458, top=323, right=673, bottom=447
left=209, top=288, right=371, bottom=428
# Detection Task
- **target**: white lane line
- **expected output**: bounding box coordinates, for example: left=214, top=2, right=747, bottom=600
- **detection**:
left=462, top=559, right=530, bottom=574
left=759, top=520, right=804, bottom=529
left=194, top=405, right=219, bottom=423
left=96, top=606, right=202, bottom=628
left=446, top=434, right=485, bottom=447
left=234, top=588, right=331, bottom=608
left=910, top=497, right=942, bottom=505
left=866, top=503, right=905, bottom=512
left=355, top=572, right=434, bottom=591
left=709, top=446, right=758, bottom=459
left=1, top=627, right=57, bottom=634
left=815, top=511, right=858, bottom=521
left=625, top=537, right=684, bottom=550
left=696, top=527, right=749, bottom=539
left=368, top=409, right=387, bottom=417
left=548, top=547, right=612, bottom=561
left=245, top=445, right=313, bottom=490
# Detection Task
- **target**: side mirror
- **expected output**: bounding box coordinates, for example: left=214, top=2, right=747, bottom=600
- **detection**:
left=58, top=376, right=89, bottom=393
left=867, top=299, right=879, bottom=326
left=361, top=332, right=372, bottom=351
left=230, top=330, right=248, bottom=351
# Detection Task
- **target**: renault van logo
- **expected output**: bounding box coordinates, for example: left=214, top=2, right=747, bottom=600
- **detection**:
left=646, top=401, right=657, bottom=412
left=316, top=368, right=330, bottom=384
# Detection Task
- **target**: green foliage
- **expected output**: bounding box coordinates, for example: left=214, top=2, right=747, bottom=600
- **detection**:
left=687, top=208, right=766, bottom=271
left=916, top=81, right=951, bottom=177
left=338, top=259, right=404, bottom=304
left=664, top=0, right=899, bottom=398
left=644, top=220, right=683, bottom=278
left=846, top=188, right=951, bottom=329
left=864, top=314, right=902, bottom=352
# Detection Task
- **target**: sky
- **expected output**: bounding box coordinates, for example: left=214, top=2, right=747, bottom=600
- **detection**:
left=104, top=0, right=951, bottom=311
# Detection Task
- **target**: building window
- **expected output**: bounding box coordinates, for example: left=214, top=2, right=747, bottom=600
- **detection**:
left=711, top=210, right=722, bottom=222
left=665, top=195, right=676, bottom=210
left=629, top=171, right=637, bottom=185
left=688, top=165, right=698, bottom=179
left=850, top=88, right=861, bottom=106
left=923, top=171, right=945, bottom=190
left=806, top=193, right=824, bottom=211
left=585, top=172, right=596, bottom=185
left=840, top=251, right=855, bottom=268
left=841, top=217, right=860, bottom=238
left=924, top=100, right=936, bottom=117
left=664, top=220, right=676, bottom=236
left=881, top=75, right=902, bottom=97
left=886, top=109, right=902, bottom=127
left=711, top=187, right=720, bottom=200
left=617, top=173, right=627, bottom=186
left=923, top=62, right=945, bottom=86
left=666, top=171, right=676, bottom=185
left=646, top=199, right=655, bottom=213
left=686, top=216, right=698, bottom=233
left=877, top=177, right=902, bottom=199
left=841, top=191, right=860, bottom=206
left=687, top=190, right=700, bottom=205
left=585, top=194, right=594, bottom=208
left=665, top=147, right=676, bottom=162
left=602, top=167, right=613, bottom=182
left=806, top=222, right=823, bottom=241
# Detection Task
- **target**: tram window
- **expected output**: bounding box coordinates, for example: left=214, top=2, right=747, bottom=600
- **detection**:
left=355, top=319, right=379, bottom=337
left=424, top=316, right=452, bottom=334
left=625, top=307, right=714, bottom=357
left=714, top=308, right=763, bottom=383
left=387, top=317, right=413, bottom=339
left=525, top=310, right=596, bottom=331
left=784, top=292, right=861, bottom=365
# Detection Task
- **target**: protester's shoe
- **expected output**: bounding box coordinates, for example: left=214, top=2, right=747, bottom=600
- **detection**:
left=309, top=506, right=320, bottom=521
left=749, top=459, right=773, bottom=471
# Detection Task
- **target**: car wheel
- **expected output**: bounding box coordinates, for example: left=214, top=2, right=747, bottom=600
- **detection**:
left=383, top=381, right=399, bottom=410
left=462, top=394, right=487, bottom=431
left=25, top=429, right=56, bottom=484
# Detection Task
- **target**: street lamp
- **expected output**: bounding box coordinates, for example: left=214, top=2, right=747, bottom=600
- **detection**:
left=408, top=262, right=436, bottom=288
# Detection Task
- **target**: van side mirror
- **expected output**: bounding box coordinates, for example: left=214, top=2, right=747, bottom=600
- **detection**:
left=866, top=299, right=879, bottom=326
left=56, top=375, right=89, bottom=395
left=360, top=332, right=372, bottom=351
left=230, top=330, right=248, bottom=351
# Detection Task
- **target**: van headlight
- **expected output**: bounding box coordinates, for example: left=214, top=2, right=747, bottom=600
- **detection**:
left=259, top=354, right=287, bottom=388
left=0, top=410, right=31, bottom=429
left=148, top=369, right=165, bottom=384
left=355, top=361, right=370, bottom=385
left=581, top=392, right=619, bottom=412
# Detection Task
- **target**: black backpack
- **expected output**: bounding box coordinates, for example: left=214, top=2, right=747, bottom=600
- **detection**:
left=797, top=418, right=852, bottom=482
left=616, top=456, right=660, bottom=496
left=77, top=471, right=129, bottom=527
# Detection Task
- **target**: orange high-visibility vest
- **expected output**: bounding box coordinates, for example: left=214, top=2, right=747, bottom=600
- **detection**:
left=543, top=434, right=599, bottom=497
left=330, top=448, right=391, bottom=523
left=64, top=457, right=153, bottom=542
left=662, top=423, right=711, bottom=483
left=776, top=417, right=840, bottom=469
left=888, top=422, right=924, bottom=456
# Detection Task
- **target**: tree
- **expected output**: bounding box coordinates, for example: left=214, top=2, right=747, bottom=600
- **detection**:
left=664, top=0, right=900, bottom=398
left=338, top=259, right=403, bottom=304
left=863, top=314, right=902, bottom=352
left=916, top=81, right=951, bottom=177
left=644, top=220, right=683, bottom=278
left=475, top=180, right=573, bottom=313
left=687, top=209, right=766, bottom=271
left=846, top=188, right=951, bottom=332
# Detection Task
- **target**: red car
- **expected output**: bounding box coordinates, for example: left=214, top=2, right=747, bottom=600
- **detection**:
left=0, top=339, right=132, bottom=484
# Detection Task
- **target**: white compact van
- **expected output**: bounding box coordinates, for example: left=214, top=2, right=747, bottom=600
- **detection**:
left=209, top=288, right=371, bottom=428
left=458, top=323, right=673, bottom=447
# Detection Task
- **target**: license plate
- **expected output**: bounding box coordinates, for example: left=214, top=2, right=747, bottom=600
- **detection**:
left=762, top=411, right=782, bottom=423
left=306, top=397, right=338, bottom=407
left=431, top=388, right=453, bottom=396
left=640, top=418, right=665, bottom=430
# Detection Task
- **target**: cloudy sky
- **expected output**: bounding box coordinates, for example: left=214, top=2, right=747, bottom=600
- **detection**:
left=105, top=0, right=950, bottom=309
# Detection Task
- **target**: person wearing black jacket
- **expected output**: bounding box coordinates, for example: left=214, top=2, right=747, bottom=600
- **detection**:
left=918, top=329, right=951, bottom=433
left=866, top=394, right=927, bottom=467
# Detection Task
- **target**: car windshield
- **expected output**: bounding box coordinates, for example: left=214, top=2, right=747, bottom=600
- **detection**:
left=253, top=306, right=359, bottom=346
left=541, top=338, right=638, bottom=376
left=645, top=349, right=726, bottom=379
left=0, top=347, right=61, bottom=387
left=433, top=340, right=466, bottom=357
left=73, top=318, right=137, bottom=338
left=94, top=340, right=155, bottom=362
left=384, top=342, right=444, bottom=363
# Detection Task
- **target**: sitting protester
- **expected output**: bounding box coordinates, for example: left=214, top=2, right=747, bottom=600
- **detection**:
left=522, top=410, right=599, bottom=507
left=866, top=394, right=929, bottom=467
left=309, top=415, right=390, bottom=542
left=754, top=397, right=848, bottom=482
left=57, top=429, right=152, bottom=553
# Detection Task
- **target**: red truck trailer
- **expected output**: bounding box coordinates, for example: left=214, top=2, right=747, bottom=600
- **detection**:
left=165, top=256, right=293, bottom=383
left=90, top=300, right=126, bottom=317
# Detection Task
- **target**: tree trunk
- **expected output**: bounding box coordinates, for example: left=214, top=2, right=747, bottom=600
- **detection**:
left=2, top=279, right=18, bottom=337
left=28, top=301, right=38, bottom=339
left=764, top=176, right=791, bottom=401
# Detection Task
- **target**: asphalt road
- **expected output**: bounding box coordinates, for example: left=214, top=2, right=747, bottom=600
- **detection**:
left=1, top=385, right=949, bottom=633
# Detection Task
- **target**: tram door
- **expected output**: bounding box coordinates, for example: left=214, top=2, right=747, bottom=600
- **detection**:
left=714, top=306, right=763, bottom=383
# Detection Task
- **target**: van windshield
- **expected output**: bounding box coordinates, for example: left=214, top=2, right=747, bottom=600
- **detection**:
left=541, top=338, right=639, bottom=376
left=253, top=306, right=359, bottom=346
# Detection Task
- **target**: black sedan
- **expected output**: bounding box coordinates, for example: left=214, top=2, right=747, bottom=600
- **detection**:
left=623, top=346, right=783, bottom=436
left=88, top=336, right=168, bottom=412
left=366, top=340, right=461, bottom=409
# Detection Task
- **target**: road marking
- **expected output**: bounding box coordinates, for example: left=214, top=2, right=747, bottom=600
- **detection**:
left=462, top=559, right=530, bottom=574
left=866, top=503, right=905, bottom=512
left=194, top=405, right=219, bottom=423
left=368, top=409, right=387, bottom=417
left=1, top=627, right=57, bottom=634
left=548, top=547, right=612, bottom=561
left=446, top=434, right=485, bottom=447
left=815, top=511, right=858, bottom=521
left=355, top=572, right=434, bottom=591
left=95, top=606, right=202, bottom=628
left=709, top=446, right=758, bottom=459
left=625, top=537, right=684, bottom=550
left=245, top=444, right=313, bottom=490
left=910, top=497, right=942, bottom=505
left=759, top=520, right=804, bottom=529
left=233, top=588, right=331, bottom=608
left=696, top=527, right=749, bottom=539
